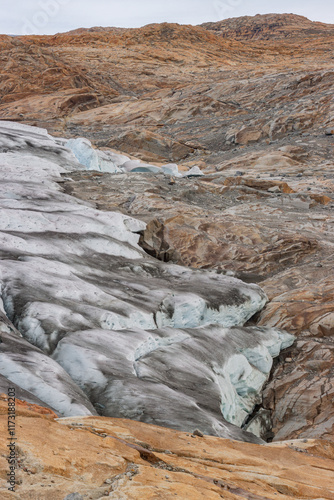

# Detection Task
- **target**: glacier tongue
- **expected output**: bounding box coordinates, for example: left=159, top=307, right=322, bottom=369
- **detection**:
left=0, top=121, right=295, bottom=442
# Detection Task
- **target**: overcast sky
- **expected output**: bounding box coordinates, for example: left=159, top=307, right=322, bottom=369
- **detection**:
left=1, top=0, right=333, bottom=36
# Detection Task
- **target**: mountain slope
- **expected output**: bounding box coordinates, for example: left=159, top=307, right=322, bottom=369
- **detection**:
left=201, top=13, right=334, bottom=40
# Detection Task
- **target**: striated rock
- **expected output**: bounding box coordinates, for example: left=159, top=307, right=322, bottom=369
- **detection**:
left=223, top=176, right=295, bottom=194
left=137, top=200, right=321, bottom=276
left=262, top=337, right=334, bottom=442
left=1, top=404, right=334, bottom=499
left=258, top=276, right=334, bottom=335
left=0, top=400, right=334, bottom=500
left=1, top=17, right=334, bottom=166
left=107, top=129, right=194, bottom=162
left=201, top=13, right=334, bottom=41
left=234, top=126, right=263, bottom=145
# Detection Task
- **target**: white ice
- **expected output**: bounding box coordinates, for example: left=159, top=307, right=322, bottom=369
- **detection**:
left=66, top=137, right=124, bottom=173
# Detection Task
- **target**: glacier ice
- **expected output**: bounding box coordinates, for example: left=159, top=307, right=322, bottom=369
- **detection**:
left=182, top=165, right=204, bottom=177
left=161, top=163, right=181, bottom=177
left=122, top=159, right=141, bottom=171
left=51, top=325, right=294, bottom=440
left=0, top=121, right=295, bottom=442
left=130, top=164, right=162, bottom=173
left=66, top=137, right=125, bottom=173
left=0, top=310, right=96, bottom=417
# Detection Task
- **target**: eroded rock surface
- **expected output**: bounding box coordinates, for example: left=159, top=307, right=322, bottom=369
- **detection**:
left=202, top=13, right=334, bottom=40
left=1, top=398, right=334, bottom=500
left=262, top=338, right=334, bottom=441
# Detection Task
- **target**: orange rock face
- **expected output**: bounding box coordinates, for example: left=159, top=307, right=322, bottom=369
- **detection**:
left=1, top=403, right=334, bottom=499
left=0, top=394, right=58, bottom=419
left=1, top=17, right=333, bottom=156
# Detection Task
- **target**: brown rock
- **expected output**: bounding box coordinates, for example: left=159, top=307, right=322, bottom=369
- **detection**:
left=0, top=394, right=58, bottom=419
left=202, top=13, right=334, bottom=41
left=258, top=275, right=334, bottom=336
left=1, top=408, right=334, bottom=499
left=223, top=176, right=295, bottom=194
left=263, top=338, right=334, bottom=442
left=1, top=16, right=333, bottom=161
left=107, top=128, right=194, bottom=162
left=1, top=12, right=334, bottom=450
left=235, top=126, right=263, bottom=144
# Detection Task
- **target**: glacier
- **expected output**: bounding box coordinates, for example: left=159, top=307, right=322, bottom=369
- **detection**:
left=66, top=137, right=125, bottom=173
left=0, top=121, right=295, bottom=442
left=65, top=135, right=201, bottom=177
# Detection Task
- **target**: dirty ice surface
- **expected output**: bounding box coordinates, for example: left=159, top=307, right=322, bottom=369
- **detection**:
left=0, top=122, right=294, bottom=442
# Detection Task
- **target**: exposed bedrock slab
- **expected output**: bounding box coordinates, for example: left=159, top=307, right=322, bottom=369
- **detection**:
left=0, top=121, right=295, bottom=442
left=261, top=336, right=334, bottom=442
left=1, top=401, right=334, bottom=500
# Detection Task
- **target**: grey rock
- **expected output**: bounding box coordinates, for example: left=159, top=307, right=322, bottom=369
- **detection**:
left=192, top=429, right=204, bottom=437
left=268, top=186, right=280, bottom=193
left=63, top=494, right=84, bottom=500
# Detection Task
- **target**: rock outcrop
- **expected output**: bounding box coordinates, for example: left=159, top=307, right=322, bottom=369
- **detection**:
left=0, top=11, right=333, bottom=481
left=1, top=396, right=334, bottom=499
left=201, top=13, right=334, bottom=40
left=1, top=17, right=333, bottom=164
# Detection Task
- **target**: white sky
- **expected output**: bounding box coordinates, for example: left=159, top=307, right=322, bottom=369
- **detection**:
left=1, top=0, right=333, bottom=36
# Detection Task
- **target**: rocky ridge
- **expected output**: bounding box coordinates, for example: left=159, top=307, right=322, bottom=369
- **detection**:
left=201, top=13, right=334, bottom=40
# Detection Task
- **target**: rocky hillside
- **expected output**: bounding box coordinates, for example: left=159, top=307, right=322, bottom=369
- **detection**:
left=0, top=13, right=334, bottom=498
left=201, top=13, right=334, bottom=40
